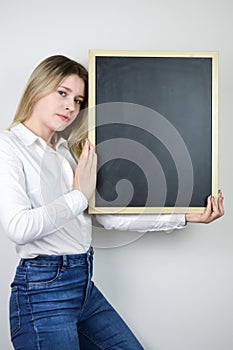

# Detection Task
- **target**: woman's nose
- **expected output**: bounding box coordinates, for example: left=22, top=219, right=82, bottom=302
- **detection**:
left=65, top=101, right=75, bottom=112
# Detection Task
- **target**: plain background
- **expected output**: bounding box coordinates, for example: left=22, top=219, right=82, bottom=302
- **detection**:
left=0, top=0, right=232, bottom=349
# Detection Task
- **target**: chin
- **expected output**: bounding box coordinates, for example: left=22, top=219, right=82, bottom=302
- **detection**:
left=55, top=122, right=71, bottom=132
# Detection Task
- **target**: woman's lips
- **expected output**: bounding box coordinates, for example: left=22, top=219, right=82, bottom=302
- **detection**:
left=57, top=114, right=70, bottom=122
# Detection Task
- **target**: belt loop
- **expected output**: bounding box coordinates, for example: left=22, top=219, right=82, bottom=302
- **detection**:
left=61, top=255, right=68, bottom=271
left=87, top=246, right=94, bottom=257
left=20, top=258, right=25, bottom=267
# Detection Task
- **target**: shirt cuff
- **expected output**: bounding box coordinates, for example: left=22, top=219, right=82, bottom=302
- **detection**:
left=64, top=190, right=88, bottom=216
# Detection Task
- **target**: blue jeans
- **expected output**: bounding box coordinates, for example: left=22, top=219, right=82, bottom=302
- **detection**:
left=9, top=247, right=144, bottom=349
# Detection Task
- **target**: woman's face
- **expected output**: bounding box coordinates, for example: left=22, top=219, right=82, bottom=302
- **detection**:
left=25, top=74, right=85, bottom=141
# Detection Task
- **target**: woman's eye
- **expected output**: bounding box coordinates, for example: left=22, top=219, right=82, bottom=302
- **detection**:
left=74, top=99, right=82, bottom=105
left=58, top=91, right=66, bottom=97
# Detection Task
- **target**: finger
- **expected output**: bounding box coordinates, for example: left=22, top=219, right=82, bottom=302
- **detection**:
left=90, top=152, right=97, bottom=177
left=205, top=195, right=213, bottom=215
left=218, top=189, right=224, bottom=201
left=89, top=142, right=95, bottom=151
left=211, top=195, right=223, bottom=219
left=82, top=148, right=96, bottom=175
left=218, top=200, right=224, bottom=216
left=201, top=196, right=212, bottom=221
left=78, top=140, right=91, bottom=171
left=91, top=152, right=97, bottom=172
left=211, top=195, right=218, bottom=209
left=79, top=139, right=90, bottom=159
left=217, top=191, right=224, bottom=215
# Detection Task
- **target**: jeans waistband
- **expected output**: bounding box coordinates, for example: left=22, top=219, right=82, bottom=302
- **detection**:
left=20, top=246, right=94, bottom=267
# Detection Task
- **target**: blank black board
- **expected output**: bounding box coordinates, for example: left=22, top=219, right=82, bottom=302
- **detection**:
left=89, top=51, right=218, bottom=214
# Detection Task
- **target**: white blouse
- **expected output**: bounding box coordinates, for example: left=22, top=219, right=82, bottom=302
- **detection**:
left=0, top=123, right=186, bottom=258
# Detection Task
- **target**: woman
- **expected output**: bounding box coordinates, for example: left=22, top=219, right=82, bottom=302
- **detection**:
left=0, top=55, right=224, bottom=350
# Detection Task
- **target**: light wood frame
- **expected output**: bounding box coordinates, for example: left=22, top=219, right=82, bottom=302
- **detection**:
left=88, top=50, right=218, bottom=214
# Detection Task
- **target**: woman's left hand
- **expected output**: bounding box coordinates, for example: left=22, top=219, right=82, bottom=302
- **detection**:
left=185, top=190, right=224, bottom=224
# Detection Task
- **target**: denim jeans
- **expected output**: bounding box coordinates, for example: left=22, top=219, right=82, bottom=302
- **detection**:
left=9, top=247, right=144, bottom=349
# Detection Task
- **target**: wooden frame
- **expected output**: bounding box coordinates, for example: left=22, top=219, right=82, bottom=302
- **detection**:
left=88, top=50, right=218, bottom=214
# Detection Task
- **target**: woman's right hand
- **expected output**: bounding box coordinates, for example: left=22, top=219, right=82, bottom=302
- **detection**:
left=185, top=190, right=224, bottom=224
left=73, top=139, right=97, bottom=201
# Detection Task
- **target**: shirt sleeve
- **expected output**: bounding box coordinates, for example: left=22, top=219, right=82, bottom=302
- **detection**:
left=0, top=139, right=88, bottom=245
left=95, top=213, right=186, bottom=232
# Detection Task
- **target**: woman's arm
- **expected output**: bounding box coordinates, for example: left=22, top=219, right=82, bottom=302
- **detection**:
left=0, top=139, right=96, bottom=245
left=95, top=213, right=186, bottom=232
left=95, top=191, right=224, bottom=232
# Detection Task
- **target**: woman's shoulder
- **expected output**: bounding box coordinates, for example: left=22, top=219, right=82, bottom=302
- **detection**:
left=0, top=129, right=10, bottom=137
left=0, top=129, right=19, bottom=144
left=0, top=129, right=22, bottom=157
left=0, top=129, right=13, bottom=145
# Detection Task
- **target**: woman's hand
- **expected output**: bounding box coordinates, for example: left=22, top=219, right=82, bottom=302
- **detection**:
left=73, top=140, right=97, bottom=201
left=185, top=190, right=224, bottom=224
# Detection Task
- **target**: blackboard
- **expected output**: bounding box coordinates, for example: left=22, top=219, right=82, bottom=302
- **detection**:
left=88, top=50, right=218, bottom=214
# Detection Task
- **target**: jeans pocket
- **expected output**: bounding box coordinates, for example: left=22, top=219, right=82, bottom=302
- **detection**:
left=9, top=286, right=20, bottom=339
left=26, top=263, right=61, bottom=288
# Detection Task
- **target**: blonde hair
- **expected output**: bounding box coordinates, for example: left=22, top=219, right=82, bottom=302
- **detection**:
left=9, top=55, right=89, bottom=160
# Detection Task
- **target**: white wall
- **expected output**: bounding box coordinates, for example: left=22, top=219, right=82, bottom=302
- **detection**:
left=0, top=0, right=232, bottom=349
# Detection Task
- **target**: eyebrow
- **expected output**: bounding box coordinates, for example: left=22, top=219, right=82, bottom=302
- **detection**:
left=59, top=85, right=85, bottom=99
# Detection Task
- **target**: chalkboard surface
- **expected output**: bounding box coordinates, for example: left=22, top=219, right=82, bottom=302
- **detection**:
left=89, top=51, right=218, bottom=214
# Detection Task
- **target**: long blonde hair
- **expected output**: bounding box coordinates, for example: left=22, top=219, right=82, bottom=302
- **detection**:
left=9, top=55, right=89, bottom=160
